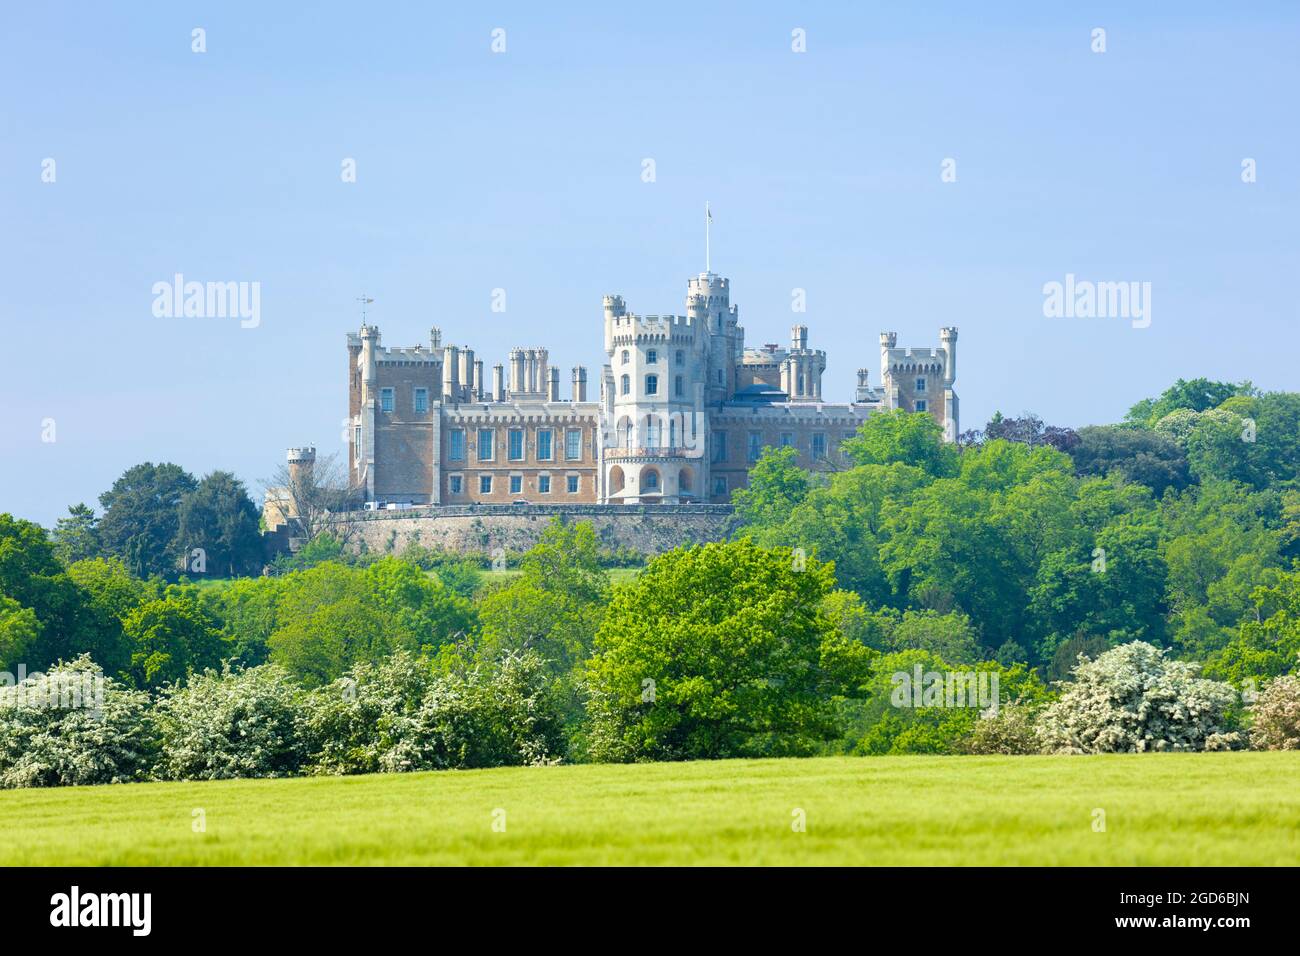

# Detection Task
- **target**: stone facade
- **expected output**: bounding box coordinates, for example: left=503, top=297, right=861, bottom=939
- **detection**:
left=339, top=269, right=957, bottom=506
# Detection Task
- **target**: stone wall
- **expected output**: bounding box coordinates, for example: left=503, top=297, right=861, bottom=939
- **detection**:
left=330, top=504, right=735, bottom=559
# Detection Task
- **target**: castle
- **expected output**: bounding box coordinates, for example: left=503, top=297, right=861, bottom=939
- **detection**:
left=333, top=270, right=956, bottom=507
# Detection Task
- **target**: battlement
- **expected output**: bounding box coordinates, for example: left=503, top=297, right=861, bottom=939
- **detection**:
left=608, top=313, right=696, bottom=338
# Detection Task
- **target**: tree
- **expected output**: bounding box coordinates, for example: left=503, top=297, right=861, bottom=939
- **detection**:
left=266, top=559, right=473, bottom=686
left=97, top=462, right=197, bottom=578
left=1071, top=425, right=1191, bottom=496
left=121, top=589, right=229, bottom=688
left=50, top=503, right=100, bottom=565
left=732, top=446, right=813, bottom=530
left=174, top=471, right=263, bottom=577
left=842, top=409, right=959, bottom=477
left=583, top=541, right=874, bottom=761
left=1037, top=642, right=1239, bottom=753
left=1203, top=570, right=1300, bottom=688
left=264, top=450, right=358, bottom=545
left=1125, top=378, right=1251, bottom=428
left=0, top=513, right=126, bottom=672
left=973, top=412, right=1079, bottom=454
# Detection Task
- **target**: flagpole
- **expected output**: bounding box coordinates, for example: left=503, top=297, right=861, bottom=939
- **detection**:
left=705, top=201, right=711, bottom=274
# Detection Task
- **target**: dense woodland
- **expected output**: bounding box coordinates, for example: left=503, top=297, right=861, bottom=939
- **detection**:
left=2, top=377, right=1300, bottom=786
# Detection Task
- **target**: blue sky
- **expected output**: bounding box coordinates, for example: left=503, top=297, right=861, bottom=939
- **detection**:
left=2, top=2, right=1297, bottom=526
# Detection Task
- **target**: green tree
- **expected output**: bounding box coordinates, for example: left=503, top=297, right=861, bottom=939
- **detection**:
left=732, top=446, right=813, bottom=530
left=584, top=541, right=873, bottom=761
left=1125, top=378, right=1251, bottom=427
left=50, top=503, right=100, bottom=565
left=842, top=409, right=959, bottom=477
left=121, top=588, right=229, bottom=688
left=97, top=462, right=197, bottom=578
left=1070, top=425, right=1191, bottom=496
left=174, top=471, right=264, bottom=577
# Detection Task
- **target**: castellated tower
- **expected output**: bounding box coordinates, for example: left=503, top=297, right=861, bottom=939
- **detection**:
left=601, top=286, right=709, bottom=503
left=879, top=328, right=958, bottom=441
left=779, top=324, right=827, bottom=401
left=686, top=272, right=742, bottom=405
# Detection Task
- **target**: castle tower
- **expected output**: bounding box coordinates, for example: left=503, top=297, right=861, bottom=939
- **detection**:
left=286, top=446, right=316, bottom=491
left=940, top=326, right=959, bottom=440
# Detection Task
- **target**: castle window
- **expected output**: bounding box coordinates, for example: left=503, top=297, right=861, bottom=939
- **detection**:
left=643, top=470, right=660, bottom=491
left=479, top=474, right=493, bottom=494
left=539, top=474, right=551, bottom=494
left=620, top=374, right=630, bottom=395
left=780, top=432, right=793, bottom=448
left=508, top=429, right=524, bottom=461
left=716, top=370, right=723, bottom=385
left=449, top=429, right=465, bottom=461
left=414, top=388, right=429, bottom=413
left=915, top=399, right=928, bottom=413
left=537, top=429, right=553, bottom=461
left=510, top=475, right=523, bottom=495
left=811, top=432, right=827, bottom=459
left=566, top=475, right=579, bottom=494
left=711, top=431, right=728, bottom=463
left=915, top=377, right=927, bottom=392
left=380, top=388, right=394, bottom=413
left=621, top=349, right=630, bottom=365
left=565, top=428, right=581, bottom=460
left=477, top=428, right=495, bottom=461
left=353, top=426, right=362, bottom=460
left=674, top=375, right=684, bottom=397
left=645, top=374, right=658, bottom=396
left=449, top=475, right=463, bottom=495
left=675, top=350, right=684, bottom=366
left=646, top=349, right=657, bottom=364
left=748, top=432, right=762, bottom=462
left=646, top=416, right=661, bottom=447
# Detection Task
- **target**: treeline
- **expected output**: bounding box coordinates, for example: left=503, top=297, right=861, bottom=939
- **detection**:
left=734, top=378, right=1300, bottom=688
left=0, top=376, right=1298, bottom=786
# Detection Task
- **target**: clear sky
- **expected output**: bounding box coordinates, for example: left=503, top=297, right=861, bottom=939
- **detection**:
left=2, top=2, right=1297, bottom=526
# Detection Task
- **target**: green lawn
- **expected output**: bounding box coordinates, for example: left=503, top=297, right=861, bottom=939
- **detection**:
left=2, top=754, right=1296, bottom=865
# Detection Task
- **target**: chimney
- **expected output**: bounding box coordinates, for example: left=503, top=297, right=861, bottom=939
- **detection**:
left=572, top=365, right=588, bottom=402
left=492, top=364, right=505, bottom=402
left=547, top=367, right=560, bottom=402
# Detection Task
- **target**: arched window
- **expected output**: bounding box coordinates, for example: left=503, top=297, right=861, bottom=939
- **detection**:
left=621, top=349, right=630, bottom=365
left=645, top=374, right=658, bottom=395
left=620, top=374, right=630, bottom=395
left=643, top=470, right=660, bottom=491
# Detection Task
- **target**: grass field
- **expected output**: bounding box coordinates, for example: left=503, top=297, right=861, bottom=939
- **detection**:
left=2, top=753, right=1296, bottom=865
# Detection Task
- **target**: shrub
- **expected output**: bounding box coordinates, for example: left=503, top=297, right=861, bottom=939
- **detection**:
left=963, top=703, right=1041, bottom=755
left=300, top=651, right=436, bottom=775
left=1036, top=641, right=1238, bottom=753
left=155, top=664, right=308, bottom=780
left=302, top=650, right=564, bottom=774
left=0, top=655, right=155, bottom=788
left=1248, top=675, right=1300, bottom=750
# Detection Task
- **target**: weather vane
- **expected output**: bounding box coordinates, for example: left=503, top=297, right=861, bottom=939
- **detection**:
left=357, top=294, right=374, bottom=322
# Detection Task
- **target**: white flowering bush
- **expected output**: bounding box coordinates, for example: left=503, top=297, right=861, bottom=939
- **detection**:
left=302, top=650, right=564, bottom=774
left=0, top=655, right=156, bottom=788
left=1036, top=642, right=1238, bottom=753
left=300, top=650, right=435, bottom=775
left=1249, top=675, right=1300, bottom=750
left=155, top=664, right=308, bottom=780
